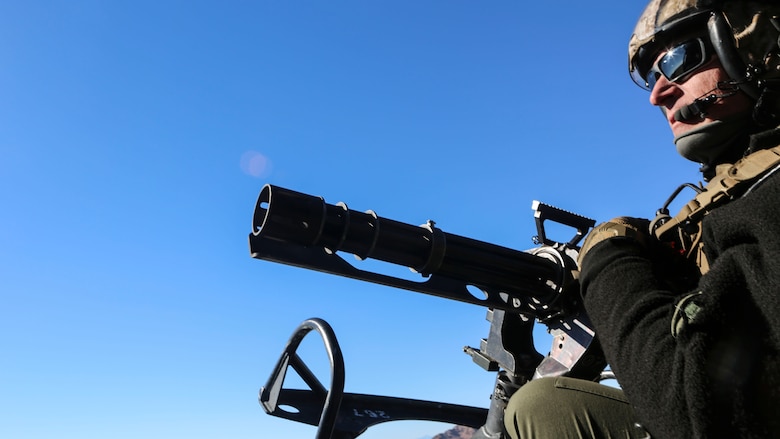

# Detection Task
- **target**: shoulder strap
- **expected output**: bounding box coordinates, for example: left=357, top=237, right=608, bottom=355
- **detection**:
left=654, top=144, right=780, bottom=241
left=653, top=145, right=780, bottom=274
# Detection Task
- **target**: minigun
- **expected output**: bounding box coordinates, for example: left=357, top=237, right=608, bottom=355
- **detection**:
left=250, top=184, right=609, bottom=439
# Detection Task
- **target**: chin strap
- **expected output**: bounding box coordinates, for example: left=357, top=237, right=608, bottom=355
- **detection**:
left=652, top=144, right=780, bottom=274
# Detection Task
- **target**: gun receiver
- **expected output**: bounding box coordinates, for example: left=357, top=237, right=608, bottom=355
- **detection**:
left=249, top=184, right=593, bottom=320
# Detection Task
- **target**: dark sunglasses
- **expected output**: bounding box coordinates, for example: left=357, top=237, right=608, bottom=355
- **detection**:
left=632, top=38, right=710, bottom=91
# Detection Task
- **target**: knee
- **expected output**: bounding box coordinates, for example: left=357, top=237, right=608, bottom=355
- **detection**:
left=504, top=377, right=563, bottom=428
left=503, top=377, right=633, bottom=439
left=503, top=377, right=567, bottom=439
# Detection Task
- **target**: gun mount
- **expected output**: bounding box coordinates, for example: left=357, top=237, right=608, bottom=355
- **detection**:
left=250, top=184, right=606, bottom=439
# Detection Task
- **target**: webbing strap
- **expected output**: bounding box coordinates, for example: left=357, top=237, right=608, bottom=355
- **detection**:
left=655, top=145, right=780, bottom=241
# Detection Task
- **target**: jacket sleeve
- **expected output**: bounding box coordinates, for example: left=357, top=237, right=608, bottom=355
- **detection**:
left=580, top=237, right=696, bottom=438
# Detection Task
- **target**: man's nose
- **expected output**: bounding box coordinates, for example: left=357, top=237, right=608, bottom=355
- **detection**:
left=649, top=75, right=674, bottom=106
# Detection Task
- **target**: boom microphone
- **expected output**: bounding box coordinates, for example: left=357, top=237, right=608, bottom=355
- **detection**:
left=673, top=94, right=718, bottom=122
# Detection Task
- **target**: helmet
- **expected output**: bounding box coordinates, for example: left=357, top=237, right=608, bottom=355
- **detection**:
left=629, top=0, right=780, bottom=105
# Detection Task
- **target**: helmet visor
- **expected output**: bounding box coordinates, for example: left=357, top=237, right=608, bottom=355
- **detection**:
left=631, top=38, right=709, bottom=91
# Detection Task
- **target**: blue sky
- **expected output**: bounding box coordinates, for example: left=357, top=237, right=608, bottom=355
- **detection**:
left=2, top=2, right=706, bottom=438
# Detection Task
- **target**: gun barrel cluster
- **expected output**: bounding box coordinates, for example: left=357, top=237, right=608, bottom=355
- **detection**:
left=252, top=185, right=564, bottom=307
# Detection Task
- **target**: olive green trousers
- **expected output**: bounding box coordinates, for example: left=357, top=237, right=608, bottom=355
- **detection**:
left=503, top=377, right=649, bottom=439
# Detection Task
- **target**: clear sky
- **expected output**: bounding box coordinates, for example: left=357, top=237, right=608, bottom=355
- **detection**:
left=2, top=2, right=706, bottom=439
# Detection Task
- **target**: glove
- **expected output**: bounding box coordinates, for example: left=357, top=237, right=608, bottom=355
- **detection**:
left=577, top=217, right=651, bottom=268
left=578, top=216, right=700, bottom=295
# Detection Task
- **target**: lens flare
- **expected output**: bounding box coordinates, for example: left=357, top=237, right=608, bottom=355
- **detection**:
left=240, top=150, right=272, bottom=178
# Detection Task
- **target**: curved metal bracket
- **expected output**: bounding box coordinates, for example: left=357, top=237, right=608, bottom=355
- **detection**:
left=259, top=318, right=345, bottom=439
left=259, top=318, right=488, bottom=439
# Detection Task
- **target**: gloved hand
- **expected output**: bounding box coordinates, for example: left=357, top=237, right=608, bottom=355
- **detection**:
left=578, top=216, right=700, bottom=295
left=577, top=217, right=651, bottom=269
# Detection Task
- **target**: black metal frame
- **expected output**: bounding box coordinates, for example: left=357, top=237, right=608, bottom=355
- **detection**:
left=259, top=318, right=489, bottom=439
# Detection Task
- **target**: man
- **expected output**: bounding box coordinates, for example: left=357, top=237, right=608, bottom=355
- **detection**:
left=504, top=1, right=780, bottom=438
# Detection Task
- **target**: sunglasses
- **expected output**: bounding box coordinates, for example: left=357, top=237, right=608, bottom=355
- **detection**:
left=632, top=38, right=710, bottom=91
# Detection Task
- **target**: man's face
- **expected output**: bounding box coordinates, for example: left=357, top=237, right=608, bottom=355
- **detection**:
left=648, top=54, right=753, bottom=138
